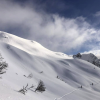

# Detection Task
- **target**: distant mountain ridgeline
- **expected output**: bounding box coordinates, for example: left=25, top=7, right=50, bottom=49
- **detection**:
left=73, top=53, right=100, bottom=67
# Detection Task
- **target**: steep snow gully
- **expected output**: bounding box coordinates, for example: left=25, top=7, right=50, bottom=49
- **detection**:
left=0, top=31, right=100, bottom=100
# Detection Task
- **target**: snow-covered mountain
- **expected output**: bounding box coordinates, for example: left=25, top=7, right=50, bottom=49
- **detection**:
left=73, top=53, right=100, bottom=67
left=83, top=50, right=100, bottom=58
left=0, top=31, right=100, bottom=100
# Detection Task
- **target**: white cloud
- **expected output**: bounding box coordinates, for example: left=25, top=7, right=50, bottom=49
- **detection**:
left=95, top=11, right=100, bottom=17
left=0, top=0, right=100, bottom=53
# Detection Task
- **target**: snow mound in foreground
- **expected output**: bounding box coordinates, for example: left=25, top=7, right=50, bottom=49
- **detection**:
left=0, top=31, right=100, bottom=100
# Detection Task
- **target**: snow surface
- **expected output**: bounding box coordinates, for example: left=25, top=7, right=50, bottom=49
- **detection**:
left=0, top=31, right=100, bottom=100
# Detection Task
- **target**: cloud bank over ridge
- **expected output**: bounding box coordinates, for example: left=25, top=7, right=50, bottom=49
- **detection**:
left=0, top=0, right=100, bottom=54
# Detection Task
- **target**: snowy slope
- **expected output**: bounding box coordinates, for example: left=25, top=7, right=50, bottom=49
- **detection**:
left=0, top=31, right=100, bottom=100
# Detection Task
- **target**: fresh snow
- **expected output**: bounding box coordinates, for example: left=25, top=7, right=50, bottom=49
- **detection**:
left=0, top=31, right=100, bottom=100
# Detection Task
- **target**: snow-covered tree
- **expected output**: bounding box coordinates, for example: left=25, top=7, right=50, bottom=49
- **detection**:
left=35, top=80, right=46, bottom=92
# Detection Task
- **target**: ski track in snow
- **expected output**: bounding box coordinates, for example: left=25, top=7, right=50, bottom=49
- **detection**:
left=55, top=80, right=100, bottom=100
left=54, top=89, right=79, bottom=100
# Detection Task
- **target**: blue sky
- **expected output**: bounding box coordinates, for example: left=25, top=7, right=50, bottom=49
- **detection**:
left=0, top=0, right=100, bottom=54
